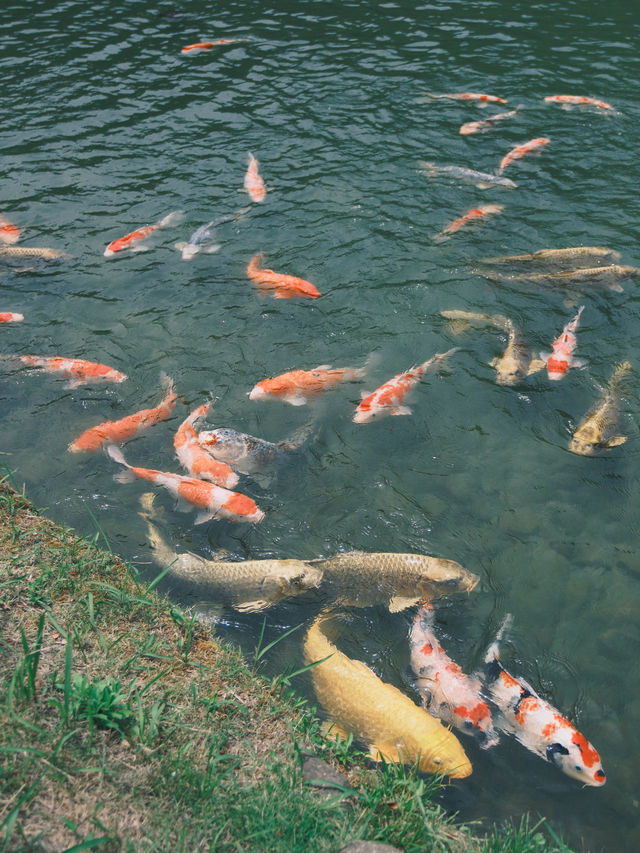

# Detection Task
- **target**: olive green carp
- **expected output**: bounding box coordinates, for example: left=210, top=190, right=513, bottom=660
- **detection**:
left=569, top=361, right=632, bottom=455
left=0, top=247, right=71, bottom=260
left=309, top=550, right=478, bottom=611
left=476, top=246, right=621, bottom=268
left=303, top=615, right=472, bottom=778
left=474, top=265, right=637, bottom=292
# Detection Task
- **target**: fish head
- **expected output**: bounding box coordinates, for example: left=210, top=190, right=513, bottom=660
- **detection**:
left=568, top=436, right=596, bottom=456
left=492, top=353, right=529, bottom=385
left=546, top=737, right=606, bottom=786
left=262, top=561, right=323, bottom=602
left=569, top=422, right=600, bottom=455
left=352, top=397, right=382, bottom=423
left=418, top=557, right=479, bottom=595
left=411, top=730, right=473, bottom=779
left=248, top=384, right=267, bottom=401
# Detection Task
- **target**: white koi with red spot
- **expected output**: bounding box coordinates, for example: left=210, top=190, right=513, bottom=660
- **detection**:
left=484, top=615, right=606, bottom=786
left=174, top=401, right=239, bottom=489
left=244, top=153, right=266, bottom=203
left=540, top=305, right=585, bottom=380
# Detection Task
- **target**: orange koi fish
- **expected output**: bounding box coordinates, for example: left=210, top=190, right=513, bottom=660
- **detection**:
left=0, top=312, right=23, bottom=323
left=5, top=354, right=127, bottom=388
left=0, top=217, right=20, bottom=245
left=498, top=137, right=550, bottom=173
left=181, top=38, right=250, bottom=55
left=422, top=92, right=508, bottom=106
left=540, top=305, right=585, bottom=380
left=67, top=373, right=177, bottom=453
left=107, top=445, right=264, bottom=525
left=434, top=204, right=504, bottom=241
left=353, top=349, right=458, bottom=423
left=104, top=210, right=183, bottom=257
left=246, top=253, right=321, bottom=299
left=249, top=363, right=366, bottom=406
left=484, top=616, right=605, bottom=786
left=544, top=95, right=614, bottom=111
left=174, top=401, right=239, bottom=489
left=459, top=107, right=521, bottom=135
left=244, top=153, right=266, bottom=203
left=410, top=604, right=499, bottom=749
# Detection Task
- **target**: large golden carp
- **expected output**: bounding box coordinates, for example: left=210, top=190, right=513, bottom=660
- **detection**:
left=303, top=616, right=472, bottom=778
left=477, top=246, right=620, bottom=268
left=309, top=550, right=478, bottom=611
left=569, top=361, right=632, bottom=455
left=0, top=247, right=70, bottom=260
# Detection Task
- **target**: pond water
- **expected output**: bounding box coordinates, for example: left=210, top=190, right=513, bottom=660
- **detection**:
left=1, top=1, right=639, bottom=849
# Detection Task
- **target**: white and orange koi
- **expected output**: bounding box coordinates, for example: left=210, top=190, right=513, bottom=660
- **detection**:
left=107, top=445, right=264, bottom=525
left=68, top=373, right=177, bottom=453
left=484, top=615, right=606, bottom=786
left=181, top=38, right=250, bottom=55
left=104, top=211, right=183, bottom=257
left=249, top=364, right=366, bottom=406
left=540, top=306, right=585, bottom=380
left=422, top=92, right=508, bottom=107
left=0, top=217, right=20, bottom=245
left=410, top=604, right=499, bottom=749
left=244, top=153, right=266, bottom=203
left=434, top=205, right=504, bottom=241
left=174, top=401, right=239, bottom=489
left=498, top=137, right=550, bottom=173
left=459, top=107, right=521, bottom=135
left=246, top=253, right=321, bottom=299
left=0, top=312, right=24, bottom=323
left=353, top=349, right=458, bottom=423
left=4, top=354, right=126, bottom=388
left=544, top=95, right=614, bottom=111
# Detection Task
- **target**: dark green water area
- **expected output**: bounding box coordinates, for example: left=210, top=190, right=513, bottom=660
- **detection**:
left=1, top=2, right=639, bottom=849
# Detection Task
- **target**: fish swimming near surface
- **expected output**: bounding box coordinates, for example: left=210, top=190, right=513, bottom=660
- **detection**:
left=303, top=614, right=472, bottom=778
left=540, top=306, right=585, bottom=380
left=181, top=38, right=250, bottom=55
left=2, top=354, right=127, bottom=388
left=569, top=361, right=632, bottom=456
left=410, top=604, right=499, bottom=749
left=434, top=205, right=504, bottom=241
left=197, top=422, right=313, bottom=475
left=0, top=247, right=70, bottom=261
left=353, top=348, right=458, bottom=423
left=174, top=401, right=239, bottom=489
left=476, top=265, right=638, bottom=293
left=484, top=615, right=606, bottom=786
left=107, top=444, right=264, bottom=524
left=249, top=363, right=366, bottom=406
left=246, top=253, right=321, bottom=299
left=419, top=161, right=518, bottom=189
left=308, top=550, right=479, bottom=612
left=497, top=137, right=550, bottom=173
left=476, top=246, right=621, bottom=269
left=420, top=92, right=507, bottom=106
left=140, top=496, right=321, bottom=612
left=459, top=107, right=522, bottom=135
left=0, top=312, right=24, bottom=323
left=244, top=153, right=266, bottom=203
left=104, top=211, right=184, bottom=257
left=0, top=217, right=20, bottom=245
left=68, top=373, right=177, bottom=453
left=174, top=209, right=248, bottom=261
left=544, top=94, right=615, bottom=111
left=440, top=310, right=544, bottom=386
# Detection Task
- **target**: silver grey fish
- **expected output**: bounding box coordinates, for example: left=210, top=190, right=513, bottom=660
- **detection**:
left=175, top=208, right=249, bottom=260
left=419, top=161, right=518, bottom=189
left=477, top=246, right=621, bottom=269
left=569, top=361, right=632, bottom=455
left=197, top=422, right=313, bottom=475
left=475, top=265, right=637, bottom=293
left=0, top=247, right=70, bottom=260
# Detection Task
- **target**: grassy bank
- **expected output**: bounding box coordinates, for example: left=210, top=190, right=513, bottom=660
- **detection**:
left=0, top=479, right=571, bottom=852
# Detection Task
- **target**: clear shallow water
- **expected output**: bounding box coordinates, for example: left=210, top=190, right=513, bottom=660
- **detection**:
left=1, top=1, right=639, bottom=849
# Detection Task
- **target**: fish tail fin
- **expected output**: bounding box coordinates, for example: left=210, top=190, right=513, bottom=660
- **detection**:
left=278, top=419, right=317, bottom=451
left=484, top=613, right=513, bottom=665
left=106, top=443, right=129, bottom=468
left=158, top=210, right=184, bottom=229
left=159, top=371, right=175, bottom=395
left=138, top=491, right=157, bottom=518
left=609, top=360, right=632, bottom=390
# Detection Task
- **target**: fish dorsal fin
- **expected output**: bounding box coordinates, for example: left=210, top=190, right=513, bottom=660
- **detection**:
left=194, top=510, right=215, bottom=525
left=606, top=435, right=627, bottom=447
left=314, top=364, right=332, bottom=371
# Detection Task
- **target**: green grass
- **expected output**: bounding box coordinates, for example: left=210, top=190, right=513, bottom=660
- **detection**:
left=0, top=480, right=573, bottom=852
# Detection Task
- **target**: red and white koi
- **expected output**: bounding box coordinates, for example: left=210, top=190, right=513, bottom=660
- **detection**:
left=459, top=106, right=521, bottom=136
left=5, top=354, right=126, bottom=388
left=68, top=373, right=177, bottom=453
left=434, top=204, right=504, bottom=241
left=249, top=364, right=366, bottom=406
left=246, top=253, right=321, bottom=299
left=410, top=604, right=499, bottom=748
left=353, top=349, right=458, bottom=423
left=484, top=615, right=606, bottom=786
left=544, top=95, right=614, bottom=111
left=181, top=39, right=250, bottom=55
left=0, top=312, right=24, bottom=323
left=174, top=401, right=239, bottom=489
left=244, top=153, right=266, bottom=203
left=422, top=92, right=508, bottom=107
left=107, top=445, right=264, bottom=525
left=104, top=211, right=183, bottom=257
left=0, top=217, right=20, bottom=245
left=498, top=137, right=550, bottom=174
left=540, top=305, right=585, bottom=380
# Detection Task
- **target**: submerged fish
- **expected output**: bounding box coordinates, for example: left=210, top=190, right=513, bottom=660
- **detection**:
left=544, top=94, right=614, bottom=111
left=104, top=211, right=183, bottom=257
left=476, top=247, right=621, bottom=269
left=419, top=161, right=517, bottom=189
left=353, top=349, right=458, bottom=423
left=174, top=209, right=248, bottom=260
left=459, top=107, right=521, bottom=136
left=197, top=423, right=313, bottom=475
left=304, top=615, right=472, bottom=778
left=141, top=499, right=321, bottom=612
left=498, top=137, right=550, bottom=173
left=540, top=306, right=585, bottom=380
left=181, top=38, right=250, bottom=55
left=484, top=615, right=605, bottom=786
left=308, top=550, right=479, bottom=612
left=0, top=217, right=20, bottom=245
left=421, top=92, right=507, bottom=106
left=476, top=265, right=638, bottom=293
left=410, top=604, right=499, bottom=748
left=3, top=354, right=127, bottom=388
left=0, top=247, right=70, bottom=260
left=246, top=253, right=320, bottom=299
left=68, top=373, right=177, bottom=453
left=0, top=312, right=24, bottom=323
left=569, top=361, right=632, bottom=456
left=174, top=401, right=239, bottom=489
left=244, top=153, right=266, bottom=203
left=434, top=205, right=504, bottom=241
left=250, top=363, right=365, bottom=406
left=441, top=310, right=544, bottom=385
